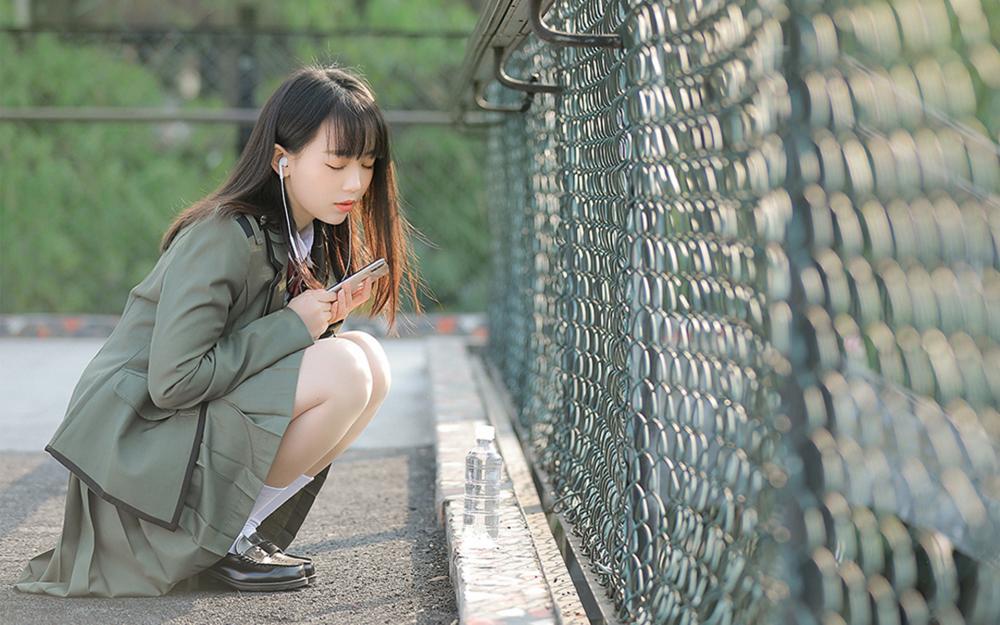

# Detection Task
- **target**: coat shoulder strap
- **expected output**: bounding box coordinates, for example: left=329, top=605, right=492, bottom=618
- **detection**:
left=233, top=213, right=268, bottom=248
left=233, top=212, right=278, bottom=269
left=235, top=213, right=255, bottom=238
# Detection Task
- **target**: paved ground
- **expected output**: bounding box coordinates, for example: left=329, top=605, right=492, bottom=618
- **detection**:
left=0, top=336, right=458, bottom=625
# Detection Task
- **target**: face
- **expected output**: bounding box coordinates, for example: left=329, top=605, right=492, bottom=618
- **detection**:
left=273, top=119, right=376, bottom=231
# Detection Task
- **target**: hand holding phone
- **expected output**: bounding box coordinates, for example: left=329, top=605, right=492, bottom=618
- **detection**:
left=323, top=258, right=388, bottom=329
left=287, top=259, right=387, bottom=338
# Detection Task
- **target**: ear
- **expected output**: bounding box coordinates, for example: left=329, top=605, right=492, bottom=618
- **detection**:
left=272, top=145, right=288, bottom=177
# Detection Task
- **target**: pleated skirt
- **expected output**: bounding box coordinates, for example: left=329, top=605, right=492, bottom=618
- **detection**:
left=11, top=347, right=327, bottom=597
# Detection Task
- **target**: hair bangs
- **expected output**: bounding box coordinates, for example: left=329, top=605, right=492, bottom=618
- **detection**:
left=325, top=102, right=388, bottom=161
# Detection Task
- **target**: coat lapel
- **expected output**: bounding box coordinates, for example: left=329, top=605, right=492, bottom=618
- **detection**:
left=260, top=218, right=287, bottom=315
left=260, top=217, right=326, bottom=314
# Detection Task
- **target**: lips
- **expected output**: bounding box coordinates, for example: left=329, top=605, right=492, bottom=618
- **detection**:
left=335, top=200, right=354, bottom=212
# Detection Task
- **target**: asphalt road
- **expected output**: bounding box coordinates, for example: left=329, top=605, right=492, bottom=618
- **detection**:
left=0, top=336, right=458, bottom=625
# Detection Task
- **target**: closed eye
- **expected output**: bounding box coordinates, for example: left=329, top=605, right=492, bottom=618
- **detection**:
left=327, top=163, right=376, bottom=170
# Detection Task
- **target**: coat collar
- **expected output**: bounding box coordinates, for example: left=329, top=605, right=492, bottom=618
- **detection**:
left=259, top=216, right=289, bottom=273
left=259, top=215, right=326, bottom=280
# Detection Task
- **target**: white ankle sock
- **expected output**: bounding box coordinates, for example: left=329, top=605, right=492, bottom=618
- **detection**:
left=259, top=473, right=314, bottom=523
left=229, top=483, right=285, bottom=554
left=228, top=474, right=315, bottom=554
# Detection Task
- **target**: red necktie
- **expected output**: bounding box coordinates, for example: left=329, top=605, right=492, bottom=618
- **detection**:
left=286, top=264, right=306, bottom=299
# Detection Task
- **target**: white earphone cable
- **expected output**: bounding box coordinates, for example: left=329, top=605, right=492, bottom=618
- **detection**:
left=279, top=158, right=351, bottom=280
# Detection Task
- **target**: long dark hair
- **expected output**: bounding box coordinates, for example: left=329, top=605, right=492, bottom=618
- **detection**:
left=160, top=63, right=423, bottom=333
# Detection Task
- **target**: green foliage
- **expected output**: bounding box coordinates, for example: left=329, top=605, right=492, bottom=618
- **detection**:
left=0, top=33, right=240, bottom=313
left=0, top=3, right=489, bottom=315
left=393, top=124, right=491, bottom=312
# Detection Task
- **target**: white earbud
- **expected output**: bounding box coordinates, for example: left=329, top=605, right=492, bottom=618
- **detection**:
left=276, top=154, right=312, bottom=265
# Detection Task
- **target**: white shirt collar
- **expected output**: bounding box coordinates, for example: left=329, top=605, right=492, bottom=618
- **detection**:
left=299, top=220, right=314, bottom=251
left=290, top=220, right=315, bottom=267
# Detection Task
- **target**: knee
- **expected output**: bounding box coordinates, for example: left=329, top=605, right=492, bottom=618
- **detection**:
left=338, top=331, right=391, bottom=401
left=321, top=338, right=374, bottom=413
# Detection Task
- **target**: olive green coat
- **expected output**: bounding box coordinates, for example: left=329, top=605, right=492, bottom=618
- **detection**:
left=14, top=209, right=343, bottom=596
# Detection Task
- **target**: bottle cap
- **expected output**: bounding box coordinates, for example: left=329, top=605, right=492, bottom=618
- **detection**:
left=475, top=423, right=495, bottom=442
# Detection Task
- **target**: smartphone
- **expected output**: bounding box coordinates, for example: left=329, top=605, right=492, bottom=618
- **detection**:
left=326, top=258, right=388, bottom=296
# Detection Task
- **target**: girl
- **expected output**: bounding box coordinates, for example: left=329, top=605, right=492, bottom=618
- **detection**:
left=13, top=63, right=422, bottom=595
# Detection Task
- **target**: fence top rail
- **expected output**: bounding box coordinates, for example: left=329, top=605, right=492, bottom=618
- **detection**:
left=0, top=106, right=494, bottom=126
left=450, top=0, right=556, bottom=121
left=0, top=25, right=469, bottom=39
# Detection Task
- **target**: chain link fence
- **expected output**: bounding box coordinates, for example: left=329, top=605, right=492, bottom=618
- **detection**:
left=483, top=0, right=1000, bottom=623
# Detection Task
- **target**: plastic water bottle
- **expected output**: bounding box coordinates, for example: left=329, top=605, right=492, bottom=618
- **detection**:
left=463, top=423, right=503, bottom=543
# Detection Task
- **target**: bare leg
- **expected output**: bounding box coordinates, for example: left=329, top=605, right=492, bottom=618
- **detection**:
left=263, top=337, right=373, bottom=487
left=301, top=390, right=386, bottom=476
left=302, top=331, right=392, bottom=476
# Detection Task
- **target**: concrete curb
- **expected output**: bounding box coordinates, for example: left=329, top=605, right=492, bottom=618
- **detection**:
left=0, top=312, right=488, bottom=339
left=427, top=336, right=587, bottom=625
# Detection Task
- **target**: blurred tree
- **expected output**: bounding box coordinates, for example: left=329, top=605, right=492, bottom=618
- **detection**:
left=0, top=0, right=490, bottom=315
